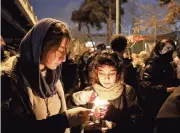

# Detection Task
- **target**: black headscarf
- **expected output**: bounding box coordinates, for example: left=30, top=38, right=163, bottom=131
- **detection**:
left=149, top=39, right=176, bottom=63
left=17, top=18, right=64, bottom=98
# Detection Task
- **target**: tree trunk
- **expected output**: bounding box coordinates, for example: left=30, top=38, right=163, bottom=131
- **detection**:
left=86, top=23, right=95, bottom=48
left=106, top=1, right=113, bottom=44
left=86, top=23, right=90, bottom=34
left=109, top=2, right=113, bottom=44
left=106, top=16, right=109, bottom=44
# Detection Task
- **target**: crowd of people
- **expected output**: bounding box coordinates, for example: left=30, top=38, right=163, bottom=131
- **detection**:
left=1, top=18, right=180, bottom=133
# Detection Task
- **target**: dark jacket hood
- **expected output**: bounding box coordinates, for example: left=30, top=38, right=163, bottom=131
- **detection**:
left=17, top=18, right=63, bottom=98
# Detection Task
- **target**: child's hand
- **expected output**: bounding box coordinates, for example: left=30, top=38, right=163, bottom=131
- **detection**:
left=88, top=91, right=97, bottom=103
left=79, top=90, right=94, bottom=103
left=99, top=103, right=109, bottom=118
left=91, top=100, right=109, bottom=119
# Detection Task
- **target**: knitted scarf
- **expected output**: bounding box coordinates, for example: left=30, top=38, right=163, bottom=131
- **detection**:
left=93, top=82, right=123, bottom=100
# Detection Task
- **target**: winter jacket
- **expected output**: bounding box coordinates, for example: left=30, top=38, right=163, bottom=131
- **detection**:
left=1, top=57, right=70, bottom=133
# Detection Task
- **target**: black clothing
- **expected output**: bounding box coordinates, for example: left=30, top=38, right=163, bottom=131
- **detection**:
left=122, top=58, right=145, bottom=110
left=1, top=68, right=70, bottom=133
left=140, top=55, right=180, bottom=133
left=61, top=59, right=78, bottom=94
left=154, top=88, right=180, bottom=133
left=78, top=51, right=100, bottom=90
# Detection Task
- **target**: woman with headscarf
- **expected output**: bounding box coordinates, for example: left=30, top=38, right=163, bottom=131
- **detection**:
left=1, top=18, right=91, bottom=133
left=140, top=39, right=180, bottom=133
left=154, top=47, right=180, bottom=133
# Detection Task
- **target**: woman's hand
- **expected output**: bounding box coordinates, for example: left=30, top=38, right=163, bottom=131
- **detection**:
left=167, top=87, right=179, bottom=93
left=66, top=107, right=91, bottom=127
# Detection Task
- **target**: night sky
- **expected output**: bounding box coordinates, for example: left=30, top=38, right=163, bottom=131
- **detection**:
left=29, top=0, right=84, bottom=29
left=29, top=0, right=164, bottom=34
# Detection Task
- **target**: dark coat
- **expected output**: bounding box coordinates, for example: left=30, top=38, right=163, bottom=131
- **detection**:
left=140, top=56, right=180, bottom=133
left=123, top=58, right=145, bottom=111
left=154, top=87, right=180, bottom=133
left=61, top=58, right=78, bottom=94
left=1, top=66, right=70, bottom=133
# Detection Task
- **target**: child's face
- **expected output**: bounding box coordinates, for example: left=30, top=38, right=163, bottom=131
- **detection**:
left=97, top=65, right=117, bottom=89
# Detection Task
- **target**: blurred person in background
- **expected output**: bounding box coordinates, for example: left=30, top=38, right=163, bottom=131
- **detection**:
left=110, top=34, right=144, bottom=112
left=141, top=38, right=180, bottom=133
left=61, top=53, right=79, bottom=94
left=96, top=42, right=106, bottom=52
left=154, top=46, right=180, bottom=133
left=77, top=51, right=92, bottom=91
left=131, top=53, right=138, bottom=61
left=136, top=51, right=149, bottom=80
left=77, top=42, right=107, bottom=91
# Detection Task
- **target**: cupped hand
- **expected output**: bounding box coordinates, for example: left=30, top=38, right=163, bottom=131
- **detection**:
left=66, top=107, right=91, bottom=127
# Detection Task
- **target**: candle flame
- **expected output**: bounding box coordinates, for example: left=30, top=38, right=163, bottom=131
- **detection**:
left=90, top=96, right=109, bottom=117
left=93, top=97, right=109, bottom=107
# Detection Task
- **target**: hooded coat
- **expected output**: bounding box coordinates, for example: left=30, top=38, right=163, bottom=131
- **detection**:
left=1, top=18, right=70, bottom=133
left=140, top=41, right=180, bottom=133
left=154, top=42, right=180, bottom=133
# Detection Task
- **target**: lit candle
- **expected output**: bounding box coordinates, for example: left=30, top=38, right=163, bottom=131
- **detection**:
left=91, top=97, right=109, bottom=122
left=93, top=97, right=109, bottom=108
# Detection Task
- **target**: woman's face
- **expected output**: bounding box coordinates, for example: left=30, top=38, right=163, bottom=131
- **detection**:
left=43, top=37, right=69, bottom=70
left=160, top=42, right=174, bottom=55
left=97, top=65, right=117, bottom=89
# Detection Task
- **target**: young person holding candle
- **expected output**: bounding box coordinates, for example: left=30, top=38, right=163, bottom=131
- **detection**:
left=66, top=50, right=142, bottom=133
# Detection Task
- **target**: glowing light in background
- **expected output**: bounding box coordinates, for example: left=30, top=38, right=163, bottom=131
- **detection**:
left=85, top=41, right=95, bottom=47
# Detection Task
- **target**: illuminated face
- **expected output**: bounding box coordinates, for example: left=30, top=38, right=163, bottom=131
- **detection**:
left=97, top=65, right=117, bottom=89
left=160, top=42, right=174, bottom=55
left=43, top=38, right=69, bottom=70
